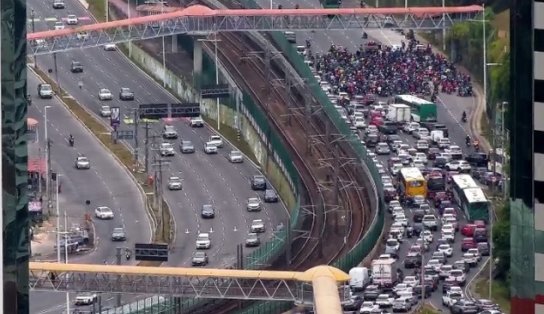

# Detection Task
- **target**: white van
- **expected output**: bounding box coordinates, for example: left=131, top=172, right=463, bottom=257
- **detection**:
left=430, top=130, right=444, bottom=143
left=396, top=290, right=417, bottom=305
left=348, top=267, right=371, bottom=291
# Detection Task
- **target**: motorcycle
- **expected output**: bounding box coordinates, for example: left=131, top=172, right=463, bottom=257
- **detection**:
left=461, top=115, right=467, bottom=123
left=68, top=137, right=74, bottom=147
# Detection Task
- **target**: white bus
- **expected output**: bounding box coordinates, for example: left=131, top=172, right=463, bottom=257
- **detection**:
left=460, top=188, right=490, bottom=221
left=451, top=174, right=479, bottom=205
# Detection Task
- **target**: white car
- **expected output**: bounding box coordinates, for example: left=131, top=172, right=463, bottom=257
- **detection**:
left=403, top=122, right=420, bottom=133
left=403, top=276, right=418, bottom=287
left=467, top=248, right=481, bottom=262
left=438, top=243, right=454, bottom=257
left=189, top=116, right=204, bottom=127
left=159, top=143, right=175, bottom=156
left=75, top=156, right=90, bottom=169
left=422, top=215, right=438, bottom=230
left=195, top=233, right=211, bottom=249
left=366, top=125, right=378, bottom=134
left=208, top=135, right=223, bottom=148
left=437, top=137, right=451, bottom=149
left=54, top=21, right=65, bottom=30
left=394, top=213, right=408, bottom=226
left=246, top=197, right=262, bottom=212
left=100, top=105, right=111, bottom=117
left=103, top=43, right=117, bottom=51
left=416, top=140, right=429, bottom=151
left=66, top=14, right=78, bottom=25
left=167, top=176, right=182, bottom=190
left=359, top=301, right=379, bottom=314
left=375, top=294, right=394, bottom=308
left=76, top=31, right=89, bottom=40
left=354, top=116, right=367, bottom=129
left=414, top=152, right=428, bottom=163
left=393, top=283, right=411, bottom=294
left=422, top=230, right=433, bottom=243
left=98, top=88, right=113, bottom=100
left=413, top=127, right=429, bottom=139
left=74, top=293, right=97, bottom=305
left=446, top=160, right=472, bottom=172
left=426, top=259, right=443, bottom=271
left=228, top=150, right=243, bottom=163
left=391, top=206, right=404, bottom=218
left=463, top=252, right=479, bottom=266
left=94, top=206, right=114, bottom=219
left=447, top=269, right=466, bottom=285
left=204, top=142, right=218, bottom=154
left=250, top=219, right=265, bottom=233
left=442, top=229, right=455, bottom=243
left=439, top=264, right=453, bottom=278
left=442, top=290, right=463, bottom=307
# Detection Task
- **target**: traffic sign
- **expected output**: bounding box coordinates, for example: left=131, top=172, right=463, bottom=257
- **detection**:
left=110, top=106, right=120, bottom=127
left=117, top=130, right=134, bottom=140
left=134, top=243, right=168, bottom=262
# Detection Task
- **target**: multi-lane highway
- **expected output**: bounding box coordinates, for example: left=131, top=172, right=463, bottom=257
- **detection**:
left=28, top=71, right=151, bottom=313
left=28, top=0, right=288, bottom=268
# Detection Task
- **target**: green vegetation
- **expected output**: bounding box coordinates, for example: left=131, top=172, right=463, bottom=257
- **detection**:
left=414, top=303, right=440, bottom=314
left=493, top=201, right=511, bottom=280
left=31, top=67, right=172, bottom=266
left=87, top=0, right=106, bottom=22
left=475, top=276, right=511, bottom=313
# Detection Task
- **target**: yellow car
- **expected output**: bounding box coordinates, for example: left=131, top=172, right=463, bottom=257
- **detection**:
left=123, top=115, right=158, bottom=125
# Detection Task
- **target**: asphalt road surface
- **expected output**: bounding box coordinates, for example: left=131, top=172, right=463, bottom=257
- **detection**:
left=28, top=0, right=288, bottom=269
left=28, top=71, right=151, bottom=313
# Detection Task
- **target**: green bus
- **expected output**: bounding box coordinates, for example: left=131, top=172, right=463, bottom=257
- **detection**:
left=451, top=174, right=489, bottom=221
left=394, top=94, right=437, bottom=122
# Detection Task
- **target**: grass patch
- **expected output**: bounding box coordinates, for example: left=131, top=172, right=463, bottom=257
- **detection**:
left=491, top=9, right=510, bottom=35
left=87, top=0, right=106, bottom=22
left=479, top=111, right=492, bottom=144
left=475, top=277, right=511, bottom=313
left=31, top=67, right=172, bottom=249
left=414, top=303, right=440, bottom=314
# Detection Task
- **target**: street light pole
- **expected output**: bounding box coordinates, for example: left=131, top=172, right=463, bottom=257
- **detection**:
left=63, top=195, right=70, bottom=314
left=44, top=106, right=52, bottom=213
left=31, top=9, right=37, bottom=67
left=482, top=4, right=487, bottom=114
left=441, top=0, right=446, bottom=51
left=161, top=4, right=166, bottom=88
left=214, top=32, right=220, bottom=131
left=56, top=175, right=61, bottom=264
left=128, top=0, right=132, bottom=58
left=105, top=0, right=109, bottom=22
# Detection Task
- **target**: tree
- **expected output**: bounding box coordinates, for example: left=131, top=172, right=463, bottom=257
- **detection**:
left=492, top=202, right=510, bottom=281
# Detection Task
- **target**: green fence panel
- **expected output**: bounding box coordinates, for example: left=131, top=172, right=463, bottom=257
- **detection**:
left=235, top=301, right=292, bottom=314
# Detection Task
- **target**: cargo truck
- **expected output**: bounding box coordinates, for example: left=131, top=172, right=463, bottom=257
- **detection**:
left=371, top=258, right=397, bottom=289
left=386, top=104, right=411, bottom=123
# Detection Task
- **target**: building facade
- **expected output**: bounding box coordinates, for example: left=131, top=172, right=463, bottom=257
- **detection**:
left=511, top=0, right=544, bottom=313
left=2, top=0, right=30, bottom=310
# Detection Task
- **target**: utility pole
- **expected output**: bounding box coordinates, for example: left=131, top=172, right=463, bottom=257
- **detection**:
left=31, top=9, right=37, bottom=67
left=151, top=158, right=170, bottom=240
left=47, top=139, right=52, bottom=208
left=115, top=247, right=122, bottom=307
left=53, top=52, right=61, bottom=94
left=133, top=110, right=139, bottom=163
left=143, top=122, right=160, bottom=173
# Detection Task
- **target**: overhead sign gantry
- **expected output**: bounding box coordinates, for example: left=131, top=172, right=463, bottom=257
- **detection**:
left=26, top=5, right=483, bottom=55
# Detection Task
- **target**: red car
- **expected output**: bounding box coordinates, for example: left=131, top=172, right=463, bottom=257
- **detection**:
left=461, top=237, right=477, bottom=251
left=461, top=224, right=477, bottom=237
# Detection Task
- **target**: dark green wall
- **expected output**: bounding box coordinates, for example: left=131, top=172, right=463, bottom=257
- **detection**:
left=2, top=0, right=30, bottom=310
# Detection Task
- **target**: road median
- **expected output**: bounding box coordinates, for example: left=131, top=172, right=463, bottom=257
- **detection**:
left=30, top=65, right=173, bottom=266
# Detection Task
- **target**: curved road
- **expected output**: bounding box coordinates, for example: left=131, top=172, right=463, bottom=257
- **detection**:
left=28, top=0, right=287, bottom=268
left=28, top=71, right=151, bottom=313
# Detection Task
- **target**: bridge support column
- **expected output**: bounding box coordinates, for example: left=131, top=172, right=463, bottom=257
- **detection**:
left=193, top=39, right=203, bottom=81
left=312, top=273, right=344, bottom=314
left=171, top=35, right=178, bottom=53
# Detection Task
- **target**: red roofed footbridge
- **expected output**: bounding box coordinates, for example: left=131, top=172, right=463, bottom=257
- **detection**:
left=27, top=4, right=483, bottom=55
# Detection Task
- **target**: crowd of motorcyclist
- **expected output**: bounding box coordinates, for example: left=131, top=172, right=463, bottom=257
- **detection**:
left=310, top=38, right=473, bottom=100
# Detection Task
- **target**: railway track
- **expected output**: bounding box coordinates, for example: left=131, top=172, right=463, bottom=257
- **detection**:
left=191, top=31, right=373, bottom=313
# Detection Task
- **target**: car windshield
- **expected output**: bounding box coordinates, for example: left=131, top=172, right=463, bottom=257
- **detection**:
left=113, top=228, right=123, bottom=233
left=248, top=198, right=259, bottom=203
left=182, top=141, right=192, bottom=146
left=386, top=240, right=398, bottom=246
left=169, top=177, right=180, bottom=182
left=41, top=85, right=52, bottom=91
left=230, top=151, right=241, bottom=157
left=194, top=252, right=205, bottom=258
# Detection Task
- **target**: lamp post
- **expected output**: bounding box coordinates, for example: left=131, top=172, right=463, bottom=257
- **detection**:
left=31, top=9, right=37, bottom=67
left=44, top=105, right=52, bottom=212
left=161, top=4, right=166, bottom=88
